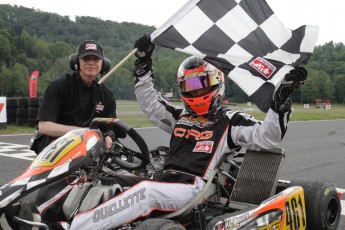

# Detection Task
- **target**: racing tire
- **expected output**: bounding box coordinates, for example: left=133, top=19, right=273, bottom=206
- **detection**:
left=27, top=117, right=37, bottom=127
left=16, top=117, right=28, bottom=126
left=16, top=108, right=28, bottom=117
left=28, top=97, right=40, bottom=107
left=6, top=98, right=17, bottom=108
left=6, top=117, right=16, bottom=124
left=134, top=218, right=186, bottom=230
left=6, top=108, right=16, bottom=117
left=16, top=97, right=28, bottom=108
left=289, top=179, right=341, bottom=230
left=28, top=107, right=39, bottom=118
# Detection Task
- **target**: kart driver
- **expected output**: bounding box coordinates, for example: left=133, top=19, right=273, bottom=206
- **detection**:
left=55, top=34, right=307, bottom=229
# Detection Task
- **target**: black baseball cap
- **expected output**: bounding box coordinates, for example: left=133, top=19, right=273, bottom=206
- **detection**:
left=77, top=40, right=104, bottom=60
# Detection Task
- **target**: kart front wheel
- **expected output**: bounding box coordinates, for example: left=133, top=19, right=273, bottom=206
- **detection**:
left=289, top=179, right=341, bottom=230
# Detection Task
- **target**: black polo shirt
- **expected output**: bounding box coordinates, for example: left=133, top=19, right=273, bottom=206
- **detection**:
left=37, top=71, right=116, bottom=127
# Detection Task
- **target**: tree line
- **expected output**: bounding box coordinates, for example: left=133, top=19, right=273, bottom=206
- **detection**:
left=0, top=4, right=344, bottom=104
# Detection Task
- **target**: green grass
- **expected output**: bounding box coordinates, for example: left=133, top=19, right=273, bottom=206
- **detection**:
left=1, top=101, right=345, bottom=135
left=0, top=125, right=36, bottom=135
left=244, top=103, right=345, bottom=121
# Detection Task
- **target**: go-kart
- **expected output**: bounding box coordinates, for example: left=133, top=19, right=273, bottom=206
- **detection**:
left=0, top=118, right=342, bottom=230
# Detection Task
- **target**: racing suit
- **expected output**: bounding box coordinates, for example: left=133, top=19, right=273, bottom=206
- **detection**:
left=63, top=71, right=290, bottom=230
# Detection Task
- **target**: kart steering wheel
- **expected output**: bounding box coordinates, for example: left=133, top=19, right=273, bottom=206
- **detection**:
left=90, top=118, right=150, bottom=170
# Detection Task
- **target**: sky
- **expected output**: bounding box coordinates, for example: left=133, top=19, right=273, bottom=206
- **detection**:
left=0, top=0, right=344, bottom=46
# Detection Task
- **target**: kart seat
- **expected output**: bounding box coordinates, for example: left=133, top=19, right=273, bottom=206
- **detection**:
left=158, top=150, right=237, bottom=219
left=158, top=148, right=285, bottom=219
left=230, top=147, right=285, bottom=206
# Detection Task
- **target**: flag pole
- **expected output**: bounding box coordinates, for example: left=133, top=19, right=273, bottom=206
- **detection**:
left=98, top=48, right=138, bottom=84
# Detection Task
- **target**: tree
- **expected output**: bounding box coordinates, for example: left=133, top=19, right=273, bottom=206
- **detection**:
left=0, top=65, right=12, bottom=96
left=49, top=41, right=72, bottom=60
left=0, top=29, right=14, bottom=67
left=334, top=74, right=345, bottom=103
left=300, top=79, right=316, bottom=104
left=11, top=63, right=29, bottom=97
left=18, top=31, right=36, bottom=57
left=301, top=69, right=334, bottom=103
left=33, top=38, right=50, bottom=59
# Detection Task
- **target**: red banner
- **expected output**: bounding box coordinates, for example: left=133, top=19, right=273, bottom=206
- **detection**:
left=29, top=70, right=39, bottom=98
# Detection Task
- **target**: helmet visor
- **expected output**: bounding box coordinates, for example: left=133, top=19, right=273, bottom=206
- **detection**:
left=179, top=72, right=221, bottom=93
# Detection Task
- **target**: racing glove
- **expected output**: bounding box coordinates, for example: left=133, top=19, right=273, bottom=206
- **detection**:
left=270, top=66, right=308, bottom=113
left=133, top=34, right=155, bottom=78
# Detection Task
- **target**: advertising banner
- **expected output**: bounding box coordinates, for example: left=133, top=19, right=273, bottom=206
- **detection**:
left=29, top=70, right=39, bottom=98
left=0, top=97, right=7, bottom=125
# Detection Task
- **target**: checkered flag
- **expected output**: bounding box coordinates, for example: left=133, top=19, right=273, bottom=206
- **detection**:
left=151, top=0, right=319, bottom=112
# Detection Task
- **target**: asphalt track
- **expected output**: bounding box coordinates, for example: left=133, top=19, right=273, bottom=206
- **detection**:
left=1, top=119, right=344, bottom=228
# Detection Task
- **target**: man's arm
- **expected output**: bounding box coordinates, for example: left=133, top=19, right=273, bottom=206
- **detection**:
left=38, top=121, right=79, bottom=137
left=229, top=66, right=308, bottom=150
left=133, top=34, right=181, bottom=133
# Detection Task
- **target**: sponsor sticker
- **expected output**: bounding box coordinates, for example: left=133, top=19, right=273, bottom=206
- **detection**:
left=249, top=57, right=276, bottom=79
left=96, top=104, right=104, bottom=111
left=193, top=141, right=213, bottom=153
left=86, top=43, right=97, bottom=50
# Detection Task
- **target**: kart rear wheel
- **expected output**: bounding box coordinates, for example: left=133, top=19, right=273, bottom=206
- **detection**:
left=289, top=179, right=341, bottom=230
left=134, top=218, right=186, bottom=230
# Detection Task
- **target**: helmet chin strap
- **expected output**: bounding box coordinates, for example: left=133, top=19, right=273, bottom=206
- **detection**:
left=211, top=96, right=223, bottom=112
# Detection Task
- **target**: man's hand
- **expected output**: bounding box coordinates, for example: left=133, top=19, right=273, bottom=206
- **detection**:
left=133, top=34, right=155, bottom=78
left=105, top=136, right=113, bottom=150
left=133, top=58, right=153, bottom=78
left=104, top=131, right=115, bottom=150
left=134, top=34, right=155, bottom=58
left=271, top=66, right=308, bottom=113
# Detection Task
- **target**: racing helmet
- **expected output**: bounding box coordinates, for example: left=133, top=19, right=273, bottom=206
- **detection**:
left=176, top=56, right=225, bottom=115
